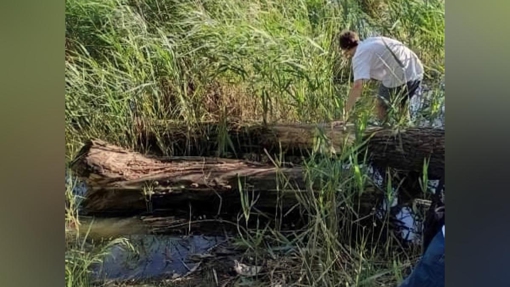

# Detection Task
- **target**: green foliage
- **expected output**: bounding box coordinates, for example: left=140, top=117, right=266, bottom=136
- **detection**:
left=65, top=0, right=444, bottom=156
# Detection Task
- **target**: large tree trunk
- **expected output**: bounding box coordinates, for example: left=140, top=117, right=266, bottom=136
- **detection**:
left=70, top=139, right=384, bottom=218
left=133, top=121, right=444, bottom=179
left=364, top=127, right=444, bottom=179
left=70, top=123, right=443, bottom=218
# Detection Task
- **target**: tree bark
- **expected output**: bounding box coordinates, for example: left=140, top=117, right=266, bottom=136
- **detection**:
left=70, top=123, right=443, bottom=216
left=133, top=121, right=444, bottom=179
left=363, top=127, right=444, bottom=180
left=70, top=139, right=384, bottom=217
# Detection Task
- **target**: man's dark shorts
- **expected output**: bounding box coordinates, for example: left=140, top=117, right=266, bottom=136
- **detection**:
left=378, top=79, right=422, bottom=108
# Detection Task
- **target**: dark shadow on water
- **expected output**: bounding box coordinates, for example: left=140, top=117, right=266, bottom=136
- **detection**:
left=91, top=235, right=226, bottom=283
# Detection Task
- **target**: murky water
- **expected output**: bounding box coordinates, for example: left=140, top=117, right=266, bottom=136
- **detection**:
left=91, top=235, right=225, bottom=283
left=375, top=176, right=440, bottom=244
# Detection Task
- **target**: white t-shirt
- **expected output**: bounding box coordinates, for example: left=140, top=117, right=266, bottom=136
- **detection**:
left=352, top=37, right=424, bottom=88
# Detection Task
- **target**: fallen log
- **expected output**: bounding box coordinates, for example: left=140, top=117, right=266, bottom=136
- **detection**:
left=363, top=127, right=444, bottom=180
left=70, top=139, right=384, bottom=217
left=70, top=122, right=443, bottom=218
left=132, top=121, right=444, bottom=179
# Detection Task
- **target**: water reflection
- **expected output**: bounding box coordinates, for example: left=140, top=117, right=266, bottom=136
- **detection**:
left=91, top=235, right=225, bottom=282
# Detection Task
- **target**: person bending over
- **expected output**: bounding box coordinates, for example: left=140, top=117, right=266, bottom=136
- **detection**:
left=338, top=30, right=424, bottom=124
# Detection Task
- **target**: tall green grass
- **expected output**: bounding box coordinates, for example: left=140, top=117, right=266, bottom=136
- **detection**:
left=65, top=0, right=444, bottom=155
left=65, top=0, right=444, bottom=285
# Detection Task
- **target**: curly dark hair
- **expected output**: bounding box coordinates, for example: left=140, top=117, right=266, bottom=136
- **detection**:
left=338, top=30, right=360, bottom=50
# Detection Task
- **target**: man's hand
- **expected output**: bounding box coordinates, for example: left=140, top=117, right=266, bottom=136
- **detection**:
left=332, top=79, right=364, bottom=129
left=331, top=110, right=351, bottom=129
left=330, top=120, right=345, bottom=127
left=330, top=105, right=351, bottom=130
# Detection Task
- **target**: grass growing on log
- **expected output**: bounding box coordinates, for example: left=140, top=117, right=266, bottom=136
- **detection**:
left=66, top=0, right=444, bottom=285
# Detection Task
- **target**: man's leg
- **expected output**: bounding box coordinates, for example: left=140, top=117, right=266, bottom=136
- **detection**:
left=378, top=80, right=421, bottom=124
left=376, top=84, right=392, bottom=123
left=398, top=80, right=422, bottom=120
left=398, top=228, right=445, bottom=287
left=376, top=97, right=388, bottom=122
left=403, top=80, right=422, bottom=103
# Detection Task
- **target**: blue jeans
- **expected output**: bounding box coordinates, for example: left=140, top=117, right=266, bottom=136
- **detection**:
left=398, top=228, right=445, bottom=287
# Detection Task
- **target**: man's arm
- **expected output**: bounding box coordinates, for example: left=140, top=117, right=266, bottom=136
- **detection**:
left=344, top=79, right=364, bottom=120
